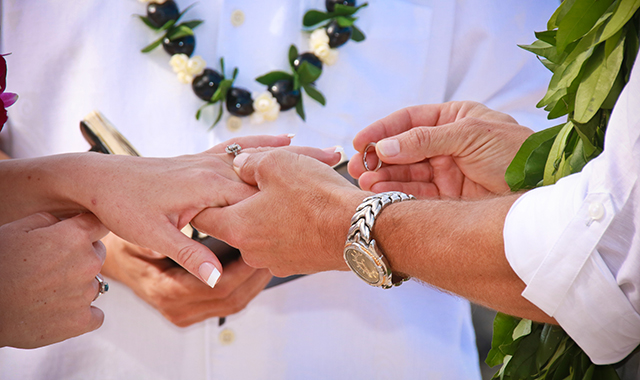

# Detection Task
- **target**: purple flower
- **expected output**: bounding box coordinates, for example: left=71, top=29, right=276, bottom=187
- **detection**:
left=1, top=54, right=18, bottom=131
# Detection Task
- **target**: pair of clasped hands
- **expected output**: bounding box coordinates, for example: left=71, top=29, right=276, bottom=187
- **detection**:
left=0, top=101, right=534, bottom=348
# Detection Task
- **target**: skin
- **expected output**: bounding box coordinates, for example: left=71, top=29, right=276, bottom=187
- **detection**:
left=0, top=135, right=296, bottom=286
left=195, top=101, right=555, bottom=323
left=0, top=212, right=108, bottom=348
left=99, top=141, right=341, bottom=327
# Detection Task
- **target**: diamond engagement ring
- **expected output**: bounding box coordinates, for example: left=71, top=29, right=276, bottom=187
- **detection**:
left=363, top=142, right=382, bottom=172
left=93, top=274, right=109, bottom=301
left=225, top=143, right=242, bottom=157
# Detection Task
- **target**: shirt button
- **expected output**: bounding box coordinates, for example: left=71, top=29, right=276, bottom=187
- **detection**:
left=227, top=116, right=242, bottom=131
left=588, top=201, right=605, bottom=221
left=230, top=10, right=245, bottom=27
left=219, top=328, right=235, bottom=345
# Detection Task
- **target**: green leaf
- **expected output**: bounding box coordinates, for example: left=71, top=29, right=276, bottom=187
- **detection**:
left=141, top=35, right=165, bottom=53
left=210, top=102, right=224, bottom=130
left=536, top=324, right=566, bottom=371
left=519, top=40, right=564, bottom=63
left=195, top=102, right=212, bottom=120
left=296, top=60, right=322, bottom=85
left=599, top=0, right=640, bottom=43
left=505, top=124, right=563, bottom=191
left=231, top=67, right=238, bottom=81
left=177, top=20, right=204, bottom=31
left=573, top=113, right=601, bottom=157
left=539, top=58, right=558, bottom=72
left=159, top=19, right=177, bottom=32
left=333, top=2, right=368, bottom=16
left=256, top=71, right=294, bottom=85
left=556, top=0, right=615, bottom=53
left=166, top=24, right=194, bottom=40
left=336, top=16, right=356, bottom=27
left=210, top=79, right=233, bottom=103
left=138, top=15, right=161, bottom=30
left=351, top=25, right=366, bottom=42
left=503, top=327, right=542, bottom=379
left=288, top=45, right=299, bottom=71
left=302, top=84, right=326, bottom=105
left=535, top=30, right=558, bottom=46
left=295, top=93, right=305, bottom=121
left=547, top=0, right=576, bottom=30
left=486, top=313, right=521, bottom=367
left=293, top=71, right=301, bottom=90
left=302, top=10, right=332, bottom=27
left=574, top=30, right=625, bottom=123
left=512, top=319, right=533, bottom=341
left=177, top=3, right=197, bottom=22
left=543, top=121, right=574, bottom=185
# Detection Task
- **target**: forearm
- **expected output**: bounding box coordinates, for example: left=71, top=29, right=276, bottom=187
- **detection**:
left=0, top=153, right=104, bottom=224
left=371, top=193, right=555, bottom=323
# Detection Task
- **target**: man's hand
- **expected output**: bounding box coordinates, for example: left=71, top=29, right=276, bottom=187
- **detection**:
left=348, top=101, right=534, bottom=198
left=101, top=233, right=271, bottom=327
left=192, top=149, right=367, bottom=278
left=0, top=213, right=107, bottom=348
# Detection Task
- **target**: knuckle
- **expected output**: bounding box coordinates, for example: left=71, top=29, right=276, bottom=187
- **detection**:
left=175, top=244, right=200, bottom=270
left=407, top=127, right=431, bottom=150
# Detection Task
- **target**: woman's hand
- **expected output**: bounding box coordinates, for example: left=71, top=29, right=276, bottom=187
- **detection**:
left=0, top=212, right=107, bottom=349
left=101, top=233, right=272, bottom=327
left=348, top=101, right=534, bottom=199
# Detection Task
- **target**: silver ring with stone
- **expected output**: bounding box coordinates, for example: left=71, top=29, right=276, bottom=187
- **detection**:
left=225, top=143, right=243, bottom=157
left=93, top=274, right=109, bottom=301
left=363, top=142, right=382, bottom=172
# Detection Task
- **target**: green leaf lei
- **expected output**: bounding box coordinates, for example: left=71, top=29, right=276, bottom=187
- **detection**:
left=493, top=0, right=640, bottom=379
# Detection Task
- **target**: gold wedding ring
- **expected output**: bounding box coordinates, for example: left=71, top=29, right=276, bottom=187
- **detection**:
left=363, top=142, right=382, bottom=172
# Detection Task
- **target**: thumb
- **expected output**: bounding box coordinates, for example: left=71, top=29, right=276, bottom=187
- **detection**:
left=231, top=152, right=262, bottom=187
left=375, top=124, right=461, bottom=165
left=13, top=212, right=60, bottom=231
left=152, top=224, right=222, bottom=288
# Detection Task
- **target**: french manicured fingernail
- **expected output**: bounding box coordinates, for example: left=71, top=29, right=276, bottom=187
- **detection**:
left=323, top=146, right=343, bottom=155
left=287, top=133, right=296, bottom=139
left=199, top=262, right=221, bottom=288
left=233, top=153, right=249, bottom=169
left=377, top=139, right=400, bottom=157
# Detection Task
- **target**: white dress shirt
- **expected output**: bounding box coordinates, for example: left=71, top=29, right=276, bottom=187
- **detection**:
left=505, top=51, right=640, bottom=365
left=0, top=0, right=555, bottom=378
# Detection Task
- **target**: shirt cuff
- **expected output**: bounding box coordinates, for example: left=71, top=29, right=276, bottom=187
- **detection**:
left=504, top=166, right=640, bottom=364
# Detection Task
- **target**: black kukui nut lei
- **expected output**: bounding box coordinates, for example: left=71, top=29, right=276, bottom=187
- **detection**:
left=192, top=69, right=224, bottom=101
left=268, top=79, right=301, bottom=111
left=146, top=1, right=180, bottom=29
left=163, top=35, right=196, bottom=56
left=325, top=0, right=355, bottom=12
left=293, top=52, right=323, bottom=72
left=226, top=87, right=254, bottom=116
left=325, top=20, right=352, bottom=48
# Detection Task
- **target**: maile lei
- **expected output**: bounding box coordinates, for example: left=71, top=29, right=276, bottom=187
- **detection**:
left=490, top=0, right=640, bottom=379
left=136, top=0, right=367, bottom=128
left=0, top=54, right=18, bottom=131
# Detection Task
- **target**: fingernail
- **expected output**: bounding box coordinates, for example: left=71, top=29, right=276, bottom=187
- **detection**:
left=377, top=139, right=400, bottom=157
left=199, top=262, right=221, bottom=288
left=287, top=133, right=296, bottom=139
left=233, top=153, right=249, bottom=169
left=334, top=146, right=344, bottom=155
left=323, top=146, right=343, bottom=155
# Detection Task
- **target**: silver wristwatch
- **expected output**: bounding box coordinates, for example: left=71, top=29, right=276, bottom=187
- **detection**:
left=343, top=191, right=416, bottom=289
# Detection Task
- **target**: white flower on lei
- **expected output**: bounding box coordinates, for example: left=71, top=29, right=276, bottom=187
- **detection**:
left=250, top=91, right=280, bottom=124
left=169, top=54, right=206, bottom=84
left=309, top=28, right=339, bottom=66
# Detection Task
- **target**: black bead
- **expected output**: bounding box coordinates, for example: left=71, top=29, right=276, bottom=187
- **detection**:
left=146, top=1, right=180, bottom=29
left=192, top=69, right=224, bottom=101
left=162, top=35, right=196, bottom=57
left=226, top=87, right=254, bottom=116
left=268, top=80, right=300, bottom=111
left=293, top=52, right=323, bottom=72
left=325, top=0, right=355, bottom=12
left=326, top=19, right=352, bottom=48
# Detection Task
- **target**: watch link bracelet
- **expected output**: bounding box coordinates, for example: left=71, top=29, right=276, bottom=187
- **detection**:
left=343, top=191, right=416, bottom=289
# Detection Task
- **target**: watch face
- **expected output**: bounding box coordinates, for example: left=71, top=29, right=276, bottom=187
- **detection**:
left=344, top=246, right=382, bottom=285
